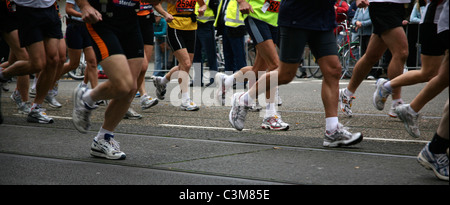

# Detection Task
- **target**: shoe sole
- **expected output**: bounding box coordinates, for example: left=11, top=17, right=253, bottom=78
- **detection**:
left=181, top=106, right=199, bottom=111
left=417, top=152, right=449, bottom=181
left=261, top=124, right=289, bottom=131
left=27, top=116, right=54, bottom=124
left=90, top=149, right=126, bottom=160
left=323, top=133, right=363, bottom=147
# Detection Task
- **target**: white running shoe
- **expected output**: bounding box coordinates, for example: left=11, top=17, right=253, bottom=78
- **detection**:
left=181, top=98, right=199, bottom=111
left=90, top=134, right=126, bottom=160
left=215, top=73, right=227, bottom=106
left=323, top=123, right=363, bottom=147
left=72, top=84, right=97, bottom=133
left=141, top=95, right=158, bottom=110
left=388, top=99, right=403, bottom=118
left=261, top=114, right=289, bottom=131
left=45, top=94, right=62, bottom=108
left=124, top=107, right=142, bottom=119
left=339, top=88, right=355, bottom=117
left=27, top=106, right=54, bottom=124
left=417, top=143, right=449, bottom=181
left=395, top=104, right=420, bottom=138
left=229, top=92, right=249, bottom=131
left=373, top=78, right=390, bottom=111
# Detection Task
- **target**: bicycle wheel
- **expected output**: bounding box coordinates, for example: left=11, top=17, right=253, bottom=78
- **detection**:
left=67, top=52, right=86, bottom=80
left=339, top=42, right=359, bottom=79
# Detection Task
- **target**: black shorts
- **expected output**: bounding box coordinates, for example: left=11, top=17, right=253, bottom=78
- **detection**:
left=167, top=26, right=196, bottom=53
left=86, top=13, right=144, bottom=62
left=279, top=26, right=337, bottom=63
left=15, top=4, right=63, bottom=48
left=419, top=23, right=446, bottom=56
left=438, top=30, right=449, bottom=50
left=0, top=3, right=18, bottom=33
left=245, top=17, right=279, bottom=45
left=138, top=14, right=155, bottom=46
left=65, top=21, right=93, bottom=49
left=369, top=2, right=405, bottom=36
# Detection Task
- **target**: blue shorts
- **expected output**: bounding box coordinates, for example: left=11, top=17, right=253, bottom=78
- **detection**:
left=245, top=17, right=278, bottom=46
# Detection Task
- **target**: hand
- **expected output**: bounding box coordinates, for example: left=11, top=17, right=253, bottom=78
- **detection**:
left=197, top=5, right=207, bottom=17
left=356, top=0, right=369, bottom=8
left=164, top=13, right=174, bottom=23
left=80, top=4, right=102, bottom=24
left=238, top=1, right=254, bottom=14
left=355, top=21, right=362, bottom=31
left=402, top=20, right=409, bottom=25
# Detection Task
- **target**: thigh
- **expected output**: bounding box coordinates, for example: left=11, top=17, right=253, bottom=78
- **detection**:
left=245, top=17, right=277, bottom=45
left=167, top=26, right=184, bottom=52
left=278, top=26, right=307, bottom=64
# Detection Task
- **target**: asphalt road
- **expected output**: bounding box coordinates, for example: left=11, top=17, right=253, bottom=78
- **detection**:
left=0, top=76, right=448, bottom=186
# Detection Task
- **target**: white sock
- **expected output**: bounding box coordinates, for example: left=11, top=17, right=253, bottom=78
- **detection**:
left=407, top=105, right=418, bottom=115
left=224, top=75, right=234, bottom=89
left=383, top=81, right=393, bottom=93
left=181, top=92, right=189, bottom=101
left=265, top=103, right=277, bottom=118
left=160, top=76, right=170, bottom=85
left=95, top=127, right=113, bottom=141
left=239, top=92, right=253, bottom=106
left=326, top=117, right=339, bottom=133
left=82, top=89, right=96, bottom=108
left=344, top=88, right=353, bottom=96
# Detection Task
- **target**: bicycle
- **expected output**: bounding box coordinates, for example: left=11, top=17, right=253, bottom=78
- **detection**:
left=336, top=13, right=360, bottom=79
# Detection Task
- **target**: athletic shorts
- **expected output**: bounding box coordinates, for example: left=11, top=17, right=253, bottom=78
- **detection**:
left=419, top=23, right=446, bottom=56
left=65, top=21, right=93, bottom=49
left=167, top=26, right=196, bottom=53
left=438, top=30, right=449, bottom=50
left=0, top=3, right=18, bottom=33
left=15, top=4, right=63, bottom=47
left=138, top=14, right=155, bottom=46
left=369, top=2, right=405, bottom=36
left=245, top=17, right=279, bottom=46
left=279, top=26, right=337, bottom=63
left=86, top=15, right=144, bottom=62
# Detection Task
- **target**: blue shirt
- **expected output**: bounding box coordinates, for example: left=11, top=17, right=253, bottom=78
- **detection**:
left=278, top=0, right=337, bottom=31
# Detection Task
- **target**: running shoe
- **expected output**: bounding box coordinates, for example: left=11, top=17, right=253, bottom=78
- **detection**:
left=10, top=90, right=22, bottom=107
left=124, top=107, right=142, bottom=119
left=90, top=134, right=126, bottom=160
left=27, top=106, right=54, bottom=124
left=153, top=77, right=167, bottom=100
left=417, top=142, right=449, bottom=181
left=373, top=78, right=390, bottom=111
left=388, top=99, right=404, bottom=118
left=10, top=90, right=31, bottom=114
left=261, top=114, right=289, bottom=131
left=339, top=88, right=356, bottom=117
left=395, top=104, right=420, bottom=138
left=215, top=72, right=227, bottom=106
left=323, top=123, right=363, bottom=147
left=45, top=94, right=62, bottom=108
left=72, top=83, right=97, bottom=133
left=141, top=95, right=158, bottom=110
left=248, top=99, right=262, bottom=112
left=229, top=92, right=249, bottom=131
left=181, top=98, right=199, bottom=111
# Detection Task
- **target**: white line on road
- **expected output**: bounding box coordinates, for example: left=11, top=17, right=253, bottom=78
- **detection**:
left=159, top=124, right=250, bottom=131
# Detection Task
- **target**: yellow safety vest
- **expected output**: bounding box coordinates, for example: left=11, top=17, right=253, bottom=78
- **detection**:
left=195, top=0, right=216, bottom=23
left=214, top=0, right=245, bottom=28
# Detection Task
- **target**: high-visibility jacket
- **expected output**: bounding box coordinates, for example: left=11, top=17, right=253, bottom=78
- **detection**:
left=245, top=0, right=279, bottom=27
left=195, top=0, right=216, bottom=23
left=214, top=0, right=245, bottom=28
